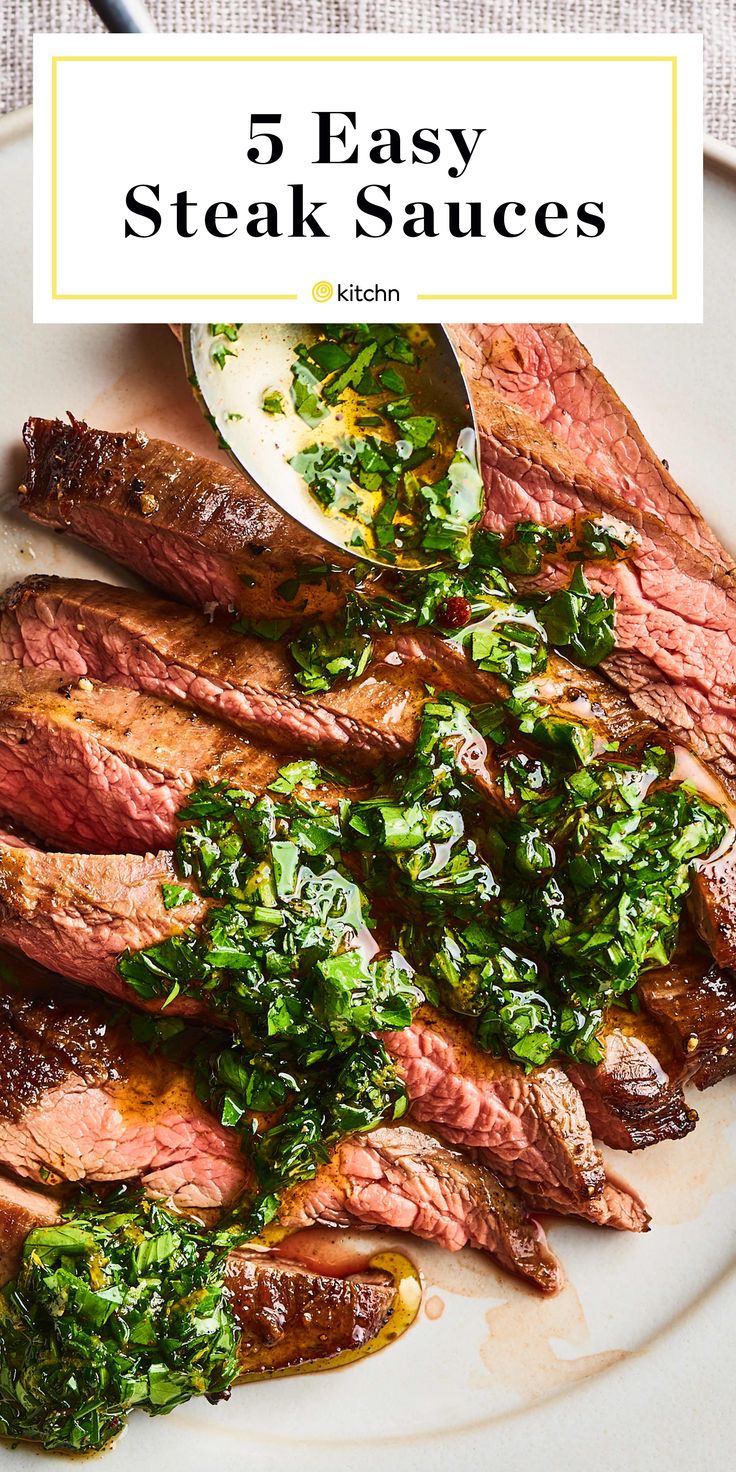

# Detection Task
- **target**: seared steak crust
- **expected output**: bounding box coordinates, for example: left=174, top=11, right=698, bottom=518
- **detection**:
left=566, top=1016, right=696, bottom=1152
left=226, top=1251, right=396, bottom=1374
left=0, top=972, right=126, bottom=1118
left=638, top=934, right=736, bottom=1090
left=22, top=416, right=349, bottom=622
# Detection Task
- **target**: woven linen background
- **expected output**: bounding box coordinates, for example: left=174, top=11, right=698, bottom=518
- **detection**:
left=2, top=2, right=734, bottom=146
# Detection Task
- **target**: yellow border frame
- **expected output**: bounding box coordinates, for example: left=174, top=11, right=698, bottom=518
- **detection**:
left=50, top=54, right=679, bottom=303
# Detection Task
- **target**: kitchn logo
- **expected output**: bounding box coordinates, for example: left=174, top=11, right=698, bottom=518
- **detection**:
left=334, top=283, right=400, bottom=303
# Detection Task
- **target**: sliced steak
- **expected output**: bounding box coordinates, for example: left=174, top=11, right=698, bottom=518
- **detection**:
left=0, top=962, right=247, bottom=1209
left=0, top=574, right=664, bottom=777
left=472, top=379, right=736, bottom=781
left=226, top=1250, right=396, bottom=1374
left=566, top=1013, right=696, bottom=1152
left=21, top=416, right=350, bottom=622
left=0, top=1171, right=395, bottom=1370
left=383, top=1007, right=645, bottom=1229
left=0, top=836, right=209, bottom=1012
left=452, top=322, right=732, bottom=568
left=0, top=1172, right=60, bottom=1285
left=278, top=1122, right=562, bottom=1294
left=689, top=842, right=736, bottom=969
left=0, top=956, right=560, bottom=1290
left=0, top=576, right=442, bottom=766
left=637, top=931, right=736, bottom=1090
left=523, top=1176, right=649, bottom=1233
left=0, top=665, right=352, bottom=853
left=0, top=846, right=632, bottom=1229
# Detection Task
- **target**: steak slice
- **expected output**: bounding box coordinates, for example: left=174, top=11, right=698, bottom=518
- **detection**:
left=637, top=931, right=736, bottom=1090
left=566, top=1013, right=696, bottom=1152
left=21, top=416, right=350, bottom=623
left=383, top=1007, right=645, bottom=1229
left=471, top=379, right=736, bottom=781
left=0, top=955, right=560, bottom=1289
left=688, top=843, right=736, bottom=969
left=0, top=846, right=631, bottom=1228
left=452, top=322, right=732, bottom=568
left=0, top=1173, right=395, bottom=1373
left=0, top=836, right=209, bottom=1013
left=0, top=574, right=666, bottom=776
left=278, top=1122, right=562, bottom=1295
left=0, top=960, right=248, bottom=1210
left=0, top=1172, right=60, bottom=1285
left=227, top=1250, right=396, bottom=1375
left=0, top=575, right=441, bottom=767
left=0, top=665, right=352, bottom=854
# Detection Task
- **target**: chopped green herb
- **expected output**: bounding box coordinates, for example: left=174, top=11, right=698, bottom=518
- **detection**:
left=0, top=1191, right=238, bottom=1453
left=536, top=564, right=616, bottom=668
left=270, top=325, right=484, bottom=567
left=161, top=883, right=197, bottom=911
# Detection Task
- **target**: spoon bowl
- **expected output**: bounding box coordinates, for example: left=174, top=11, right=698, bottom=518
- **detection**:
left=182, top=322, right=481, bottom=570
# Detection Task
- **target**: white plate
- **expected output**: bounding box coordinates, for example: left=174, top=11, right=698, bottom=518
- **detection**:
left=1, top=107, right=736, bottom=1470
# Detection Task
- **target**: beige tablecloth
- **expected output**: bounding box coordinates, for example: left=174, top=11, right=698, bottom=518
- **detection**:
left=1, top=2, right=733, bottom=148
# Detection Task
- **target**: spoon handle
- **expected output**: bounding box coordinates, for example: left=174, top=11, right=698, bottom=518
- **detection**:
left=87, top=0, right=156, bottom=31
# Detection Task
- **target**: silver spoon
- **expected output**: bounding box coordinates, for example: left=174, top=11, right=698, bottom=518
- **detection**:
left=182, top=323, right=481, bottom=571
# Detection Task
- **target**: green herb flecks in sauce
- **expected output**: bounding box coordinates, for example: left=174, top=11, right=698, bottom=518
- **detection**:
left=262, top=323, right=484, bottom=565
left=118, top=777, right=420, bottom=1226
left=119, top=695, right=727, bottom=1193
left=0, top=1191, right=238, bottom=1453
left=288, top=522, right=618, bottom=696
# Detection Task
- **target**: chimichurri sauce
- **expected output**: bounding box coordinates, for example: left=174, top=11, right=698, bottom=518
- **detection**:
left=261, top=322, right=484, bottom=565
left=2, top=331, right=730, bottom=1457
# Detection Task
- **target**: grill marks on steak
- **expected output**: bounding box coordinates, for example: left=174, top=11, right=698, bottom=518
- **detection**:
left=21, top=416, right=350, bottom=623
left=471, top=380, right=736, bottom=780
left=0, top=837, right=209, bottom=1012
left=278, top=1123, right=562, bottom=1294
left=452, top=322, right=732, bottom=568
left=0, top=665, right=354, bottom=854
left=0, top=965, right=248, bottom=1209
left=0, top=575, right=432, bottom=766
